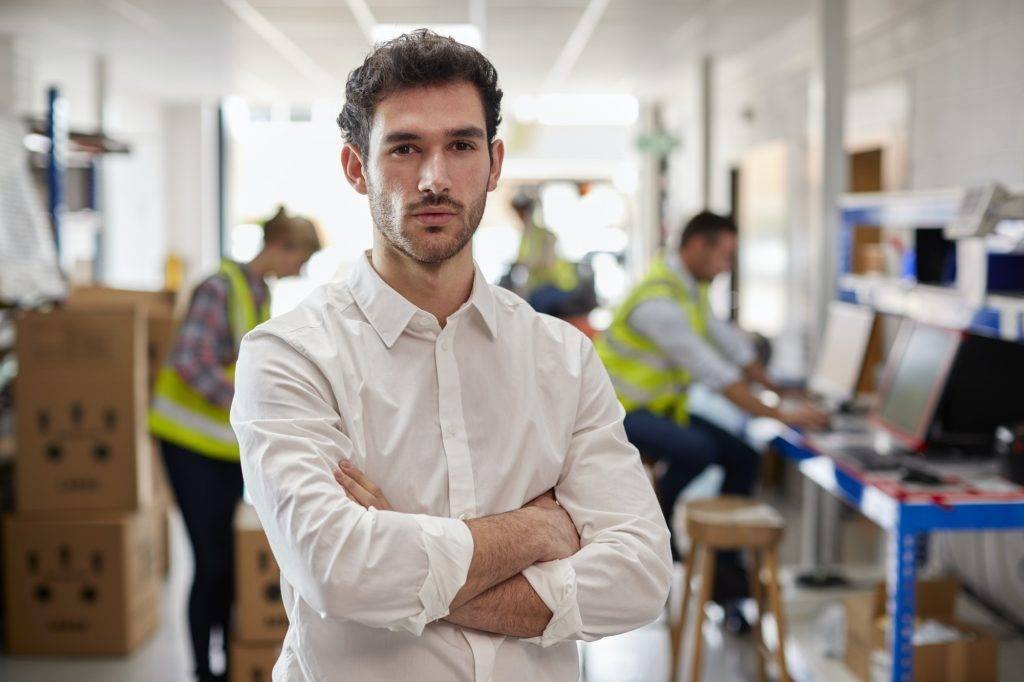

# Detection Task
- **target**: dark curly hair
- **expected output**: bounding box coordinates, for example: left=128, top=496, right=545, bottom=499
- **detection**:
left=337, top=29, right=503, bottom=158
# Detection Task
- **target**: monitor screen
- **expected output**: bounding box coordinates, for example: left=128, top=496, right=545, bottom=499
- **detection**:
left=809, top=302, right=876, bottom=402
left=874, top=321, right=961, bottom=448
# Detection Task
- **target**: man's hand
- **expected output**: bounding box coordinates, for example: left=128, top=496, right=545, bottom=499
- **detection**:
left=778, top=401, right=830, bottom=430
left=332, top=459, right=393, bottom=511
left=523, top=489, right=581, bottom=562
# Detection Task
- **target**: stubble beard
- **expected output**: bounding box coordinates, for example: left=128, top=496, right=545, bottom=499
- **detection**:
left=369, top=182, right=487, bottom=265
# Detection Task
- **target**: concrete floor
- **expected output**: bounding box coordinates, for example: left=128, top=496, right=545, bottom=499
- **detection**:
left=3, top=467, right=1023, bottom=681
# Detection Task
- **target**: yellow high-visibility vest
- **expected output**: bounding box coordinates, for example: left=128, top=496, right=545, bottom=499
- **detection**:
left=594, top=257, right=709, bottom=425
left=517, top=224, right=579, bottom=293
left=148, top=260, right=270, bottom=461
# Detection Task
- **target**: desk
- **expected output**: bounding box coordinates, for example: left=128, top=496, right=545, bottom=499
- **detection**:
left=771, top=426, right=1024, bottom=682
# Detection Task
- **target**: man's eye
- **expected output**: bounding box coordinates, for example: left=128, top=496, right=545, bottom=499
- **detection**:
left=452, top=141, right=475, bottom=151
left=392, top=144, right=415, bottom=155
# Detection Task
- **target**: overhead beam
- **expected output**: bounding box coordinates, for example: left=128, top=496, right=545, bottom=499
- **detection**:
left=221, top=0, right=340, bottom=91
left=344, top=0, right=378, bottom=46
left=544, top=0, right=611, bottom=91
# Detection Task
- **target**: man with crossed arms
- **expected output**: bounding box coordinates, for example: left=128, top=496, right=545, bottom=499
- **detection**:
left=231, top=30, right=671, bottom=682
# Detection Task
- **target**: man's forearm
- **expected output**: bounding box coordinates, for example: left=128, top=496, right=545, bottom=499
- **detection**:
left=450, top=508, right=547, bottom=610
left=723, top=380, right=779, bottom=419
left=445, top=573, right=552, bottom=638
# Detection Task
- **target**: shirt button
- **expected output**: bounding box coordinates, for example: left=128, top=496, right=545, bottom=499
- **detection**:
left=458, top=513, right=470, bottom=521
left=446, top=424, right=457, bottom=437
left=441, top=339, right=450, bottom=351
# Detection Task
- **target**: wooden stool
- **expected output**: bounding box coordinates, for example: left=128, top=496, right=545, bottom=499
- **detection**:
left=669, top=496, right=790, bottom=682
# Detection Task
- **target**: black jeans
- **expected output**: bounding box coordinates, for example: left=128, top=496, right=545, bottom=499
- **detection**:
left=159, top=439, right=244, bottom=682
left=623, top=410, right=760, bottom=567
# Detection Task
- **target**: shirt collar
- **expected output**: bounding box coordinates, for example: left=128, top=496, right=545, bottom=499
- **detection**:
left=666, top=252, right=698, bottom=297
left=348, top=251, right=498, bottom=348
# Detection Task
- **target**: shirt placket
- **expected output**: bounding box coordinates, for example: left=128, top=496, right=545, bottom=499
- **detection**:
left=434, top=315, right=477, bottom=521
left=434, top=315, right=500, bottom=681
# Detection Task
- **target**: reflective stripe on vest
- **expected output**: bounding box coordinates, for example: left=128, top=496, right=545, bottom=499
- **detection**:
left=148, top=260, right=270, bottom=461
left=594, top=257, right=709, bottom=425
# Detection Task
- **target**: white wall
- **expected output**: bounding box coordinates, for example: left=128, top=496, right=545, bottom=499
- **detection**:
left=662, top=0, right=1024, bottom=376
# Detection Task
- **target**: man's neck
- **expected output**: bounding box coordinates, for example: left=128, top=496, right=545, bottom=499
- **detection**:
left=370, top=234, right=475, bottom=328
left=246, top=251, right=272, bottom=281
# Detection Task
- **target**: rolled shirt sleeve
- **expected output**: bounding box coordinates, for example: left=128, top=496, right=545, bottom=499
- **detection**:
left=231, top=330, right=474, bottom=635
left=628, top=297, right=743, bottom=392
left=523, top=339, right=673, bottom=646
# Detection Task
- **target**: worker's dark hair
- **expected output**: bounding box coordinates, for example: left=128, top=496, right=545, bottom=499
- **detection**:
left=263, top=205, right=323, bottom=253
left=678, top=210, right=738, bottom=249
left=337, top=29, right=503, bottom=158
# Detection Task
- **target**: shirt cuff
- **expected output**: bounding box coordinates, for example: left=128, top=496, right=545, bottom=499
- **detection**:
left=386, top=514, right=474, bottom=635
left=521, top=559, right=583, bottom=647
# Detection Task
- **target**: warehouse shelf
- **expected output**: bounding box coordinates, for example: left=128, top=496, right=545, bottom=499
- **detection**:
left=838, top=190, right=1024, bottom=342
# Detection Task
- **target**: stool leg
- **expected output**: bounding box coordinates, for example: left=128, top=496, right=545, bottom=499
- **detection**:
left=671, top=546, right=699, bottom=682
left=748, top=549, right=768, bottom=682
left=690, top=548, right=716, bottom=682
left=764, top=548, right=790, bottom=682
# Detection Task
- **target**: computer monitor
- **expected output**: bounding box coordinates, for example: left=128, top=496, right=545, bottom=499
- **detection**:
left=809, top=301, right=876, bottom=405
left=872, top=321, right=962, bottom=450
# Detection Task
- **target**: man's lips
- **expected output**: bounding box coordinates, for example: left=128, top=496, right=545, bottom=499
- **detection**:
left=412, top=211, right=457, bottom=226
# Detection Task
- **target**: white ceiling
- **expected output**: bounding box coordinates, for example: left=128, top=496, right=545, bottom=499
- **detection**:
left=0, top=0, right=811, bottom=106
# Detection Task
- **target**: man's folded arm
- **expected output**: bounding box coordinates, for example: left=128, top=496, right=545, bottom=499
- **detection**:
left=231, top=331, right=549, bottom=635
left=522, top=339, right=673, bottom=647
left=441, top=339, right=673, bottom=645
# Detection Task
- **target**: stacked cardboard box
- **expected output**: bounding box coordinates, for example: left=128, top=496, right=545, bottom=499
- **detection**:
left=844, top=578, right=998, bottom=682
left=3, top=308, right=162, bottom=655
left=65, top=287, right=181, bottom=578
left=231, top=503, right=287, bottom=681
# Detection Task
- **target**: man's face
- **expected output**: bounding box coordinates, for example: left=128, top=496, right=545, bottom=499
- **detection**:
left=342, top=81, right=503, bottom=265
left=686, top=232, right=737, bottom=282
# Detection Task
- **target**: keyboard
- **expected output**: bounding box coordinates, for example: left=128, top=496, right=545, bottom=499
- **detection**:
left=834, top=446, right=903, bottom=471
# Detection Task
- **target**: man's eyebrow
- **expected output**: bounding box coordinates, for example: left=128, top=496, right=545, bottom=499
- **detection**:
left=447, top=126, right=485, bottom=139
left=381, top=131, right=422, bottom=144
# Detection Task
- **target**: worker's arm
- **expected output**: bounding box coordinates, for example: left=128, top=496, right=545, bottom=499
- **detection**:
left=630, top=300, right=826, bottom=429
left=334, top=464, right=561, bottom=638
left=444, top=574, right=552, bottom=637
left=169, top=277, right=235, bottom=409
left=515, top=339, right=674, bottom=647
left=231, top=331, right=576, bottom=635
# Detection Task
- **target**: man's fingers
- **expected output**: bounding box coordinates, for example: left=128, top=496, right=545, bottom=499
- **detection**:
left=340, top=460, right=382, bottom=496
left=334, top=468, right=374, bottom=507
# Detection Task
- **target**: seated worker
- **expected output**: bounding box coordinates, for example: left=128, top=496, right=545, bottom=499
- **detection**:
left=510, top=189, right=581, bottom=316
left=149, top=206, right=321, bottom=682
left=595, top=210, right=827, bottom=625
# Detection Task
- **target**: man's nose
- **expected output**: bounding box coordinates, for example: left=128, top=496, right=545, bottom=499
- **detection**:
left=418, top=150, right=452, bottom=196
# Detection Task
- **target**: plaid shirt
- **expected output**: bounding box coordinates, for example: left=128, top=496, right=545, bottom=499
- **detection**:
left=168, top=265, right=269, bottom=410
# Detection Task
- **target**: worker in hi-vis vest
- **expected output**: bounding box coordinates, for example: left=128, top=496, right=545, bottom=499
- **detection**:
left=150, top=206, right=320, bottom=682
left=510, top=189, right=579, bottom=316
left=595, top=210, right=827, bottom=632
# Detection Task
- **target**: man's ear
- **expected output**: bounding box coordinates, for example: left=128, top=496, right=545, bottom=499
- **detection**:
left=341, top=143, right=369, bottom=195
left=487, top=138, right=505, bottom=192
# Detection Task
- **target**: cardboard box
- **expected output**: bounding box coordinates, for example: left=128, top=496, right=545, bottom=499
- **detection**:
left=14, top=309, right=152, bottom=513
left=844, top=578, right=998, bottom=682
left=230, top=639, right=282, bottom=682
left=145, top=313, right=178, bottom=394
left=66, top=286, right=176, bottom=317
left=2, top=505, right=162, bottom=655
left=65, top=286, right=179, bottom=395
left=150, top=440, right=173, bottom=578
left=234, top=503, right=287, bottom=643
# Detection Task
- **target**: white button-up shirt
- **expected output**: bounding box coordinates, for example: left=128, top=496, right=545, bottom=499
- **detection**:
left=231, top=252, right=672, bottom=682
